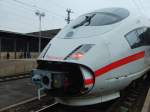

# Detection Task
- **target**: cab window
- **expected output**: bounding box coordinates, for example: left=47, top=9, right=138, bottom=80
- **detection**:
left=125, top=27, right=150, bottom=49
left=72, top=8, right=129, bottom=29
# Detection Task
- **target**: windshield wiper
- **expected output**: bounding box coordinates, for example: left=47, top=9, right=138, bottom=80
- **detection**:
left=73, top=14, right=96, bottom=29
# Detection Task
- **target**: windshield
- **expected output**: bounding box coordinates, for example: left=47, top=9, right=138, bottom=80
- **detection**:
left=57, top=8, right=129, bottom=39
left=73, top=14, right=96, bottom=29
left=72, top=8, right=129, bottom=28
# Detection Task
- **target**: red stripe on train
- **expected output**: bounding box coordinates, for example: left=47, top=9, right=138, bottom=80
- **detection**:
left=95, top=51, right=145, bottom=77
left=85, top=51, right=145, bottom=85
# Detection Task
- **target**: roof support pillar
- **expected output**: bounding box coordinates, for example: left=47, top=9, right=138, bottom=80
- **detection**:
left=14, top=38, right=16, bottom=59
left=0, top=38, right=1, bottom=60
left=27, top=40, right=30, bottom=58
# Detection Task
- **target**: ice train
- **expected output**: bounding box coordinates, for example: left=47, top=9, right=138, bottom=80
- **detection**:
left=32, top=7, right=150, bottom=106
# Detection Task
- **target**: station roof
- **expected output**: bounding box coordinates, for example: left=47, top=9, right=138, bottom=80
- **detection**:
left=0, top=29, right=60, bottom=40
left=27, top=29, right=60, bottom=39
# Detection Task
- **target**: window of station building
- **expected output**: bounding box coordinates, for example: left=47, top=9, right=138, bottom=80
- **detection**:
left=16, top=39, right=27, bottom=52
left=30, top=39, right=38, bottom=52
left=125, top=27, right=150, bottom=49
left=1, top=38, right=14, bottom=52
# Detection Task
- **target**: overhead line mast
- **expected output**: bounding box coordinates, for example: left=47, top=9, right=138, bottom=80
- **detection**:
left=35, top=10, right=45, bottom=54
left=65, top=9, right=73, bottom=24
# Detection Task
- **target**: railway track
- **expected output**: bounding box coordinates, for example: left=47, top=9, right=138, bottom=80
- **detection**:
left=0, top=74, right=149, bottom=112
left=0, top=73, right=30, bottom=82
left=0, top=95, right=55, bottom=112
left=34, top=102, right=114, bottom=112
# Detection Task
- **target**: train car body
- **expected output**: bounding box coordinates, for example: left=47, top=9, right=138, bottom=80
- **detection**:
left=32, top=7, right=150, bottom=106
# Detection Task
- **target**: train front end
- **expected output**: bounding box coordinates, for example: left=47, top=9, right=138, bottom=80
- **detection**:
left=32, top=8, right=130, bottom=106
left=31, top=41, right=97, bottom=105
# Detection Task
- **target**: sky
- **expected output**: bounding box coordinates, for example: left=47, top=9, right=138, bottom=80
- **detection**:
left=0, top=0, right=150, bottom=33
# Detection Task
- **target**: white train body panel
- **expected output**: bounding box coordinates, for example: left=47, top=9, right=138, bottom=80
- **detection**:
left=32, top=7, right=150, bottom=106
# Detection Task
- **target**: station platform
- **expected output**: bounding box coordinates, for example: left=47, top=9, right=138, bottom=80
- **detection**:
left=142, top=87, right=150, bottom=112
left=0, top=78, right=37, bottom=109
left=0, top=59, right=37, bottom=77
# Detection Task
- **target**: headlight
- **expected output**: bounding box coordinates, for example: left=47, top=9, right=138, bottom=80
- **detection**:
left=65, top=44, right=94, bottom=60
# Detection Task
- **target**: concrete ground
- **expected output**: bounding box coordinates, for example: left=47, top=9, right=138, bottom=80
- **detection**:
left=142, top=88, right=150, bottom=112
left=0, top=78, right=38, bottom=109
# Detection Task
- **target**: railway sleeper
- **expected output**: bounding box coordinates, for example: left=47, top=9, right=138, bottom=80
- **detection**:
left=119, top=106, right=129, bottom=112
left=126, top=97, right=136, bottom=102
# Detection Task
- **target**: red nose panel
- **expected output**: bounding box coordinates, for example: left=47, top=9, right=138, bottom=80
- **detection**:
left=84, top=78, right=94, bottom=85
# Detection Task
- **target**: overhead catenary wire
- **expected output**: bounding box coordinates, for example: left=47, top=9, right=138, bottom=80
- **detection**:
left=12, top=0, right=66, bottom=18
left=50, top=0, right=80, bottom=16
left=0, top=0, right=77, bottom=33
left=11, top=0, right=78, bottom=23
left=138, top=0, right=146, bottom=13
left=1, top=0, right=75, bottom=24
left=1, top=0, right=65, bottom=24
left=131, top=0, right=144, bottom=15
left=46, top=0, right=67, bottom=10
left=11, top=0, right=66, bottom=22
left=1, top=1, right=36, bottom=20
left=0, top=2, right=41, bottom=32
left=0, top=2, right=38, bottom=27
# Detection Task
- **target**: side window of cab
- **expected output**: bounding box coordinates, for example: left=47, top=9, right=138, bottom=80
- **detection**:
left=125, top=27, right=150, bottom=49
left=138, top=28, right=150, bottom=45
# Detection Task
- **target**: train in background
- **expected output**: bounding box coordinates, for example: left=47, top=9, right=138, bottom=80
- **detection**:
left=32, top=7, right=150, bottom=106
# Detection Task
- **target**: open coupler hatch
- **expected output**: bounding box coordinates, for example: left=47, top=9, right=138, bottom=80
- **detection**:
left=32, top=61, right=94, bottom=99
